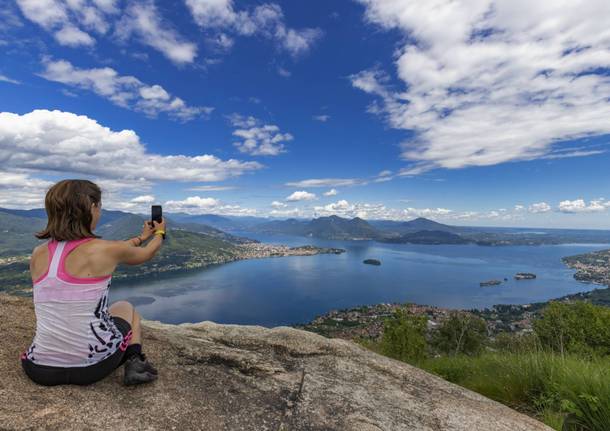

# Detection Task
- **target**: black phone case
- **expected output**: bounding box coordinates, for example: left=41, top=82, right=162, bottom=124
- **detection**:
left=151, top=206, right=165, bottom=239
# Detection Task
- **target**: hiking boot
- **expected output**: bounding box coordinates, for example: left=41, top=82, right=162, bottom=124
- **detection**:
left=137, top=352, right=158, bottom=375
left=123, top=353, right=158, bottom=386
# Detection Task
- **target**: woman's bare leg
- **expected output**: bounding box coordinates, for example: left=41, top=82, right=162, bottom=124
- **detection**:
left=108, top=300, right=141, bottom=345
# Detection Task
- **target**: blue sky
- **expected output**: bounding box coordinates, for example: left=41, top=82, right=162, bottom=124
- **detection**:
left=1, top=0, right=610, bottom=228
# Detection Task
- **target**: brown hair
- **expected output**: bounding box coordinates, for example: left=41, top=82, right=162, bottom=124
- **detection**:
left=35, top=179, right=102, bottom=241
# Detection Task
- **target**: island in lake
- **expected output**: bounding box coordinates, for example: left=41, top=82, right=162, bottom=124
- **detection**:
left=515, top=272, right=536, bottom=280
left=363, top=259, right=381, bottom=266
left=480, top=279, right=503, bottom=287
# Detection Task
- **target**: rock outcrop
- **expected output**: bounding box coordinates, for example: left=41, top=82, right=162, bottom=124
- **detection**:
left=0, top=293, right=552, bottom=431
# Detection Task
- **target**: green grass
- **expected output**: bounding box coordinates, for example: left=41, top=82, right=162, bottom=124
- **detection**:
left=417, top=352, right=610, bottom=430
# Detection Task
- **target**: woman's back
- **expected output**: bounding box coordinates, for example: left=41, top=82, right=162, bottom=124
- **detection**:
left=24, top=238, right=125, bottom=367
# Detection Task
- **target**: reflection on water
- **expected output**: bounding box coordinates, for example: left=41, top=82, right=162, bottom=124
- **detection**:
left=109, top=233, right=608, bottom=327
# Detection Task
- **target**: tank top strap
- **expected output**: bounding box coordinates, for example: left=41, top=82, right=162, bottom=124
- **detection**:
left=62, top=237, right=96, bottom=256
left=48, top=238, right=95, bottom=279
left=47, top=240, right=66, bottom=279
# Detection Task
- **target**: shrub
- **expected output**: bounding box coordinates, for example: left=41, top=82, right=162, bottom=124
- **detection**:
left=379, top=310, right=428, bottom=363
left=431, top=311, right=487, bottom=356
left=534, top=302, right=610, bottom=357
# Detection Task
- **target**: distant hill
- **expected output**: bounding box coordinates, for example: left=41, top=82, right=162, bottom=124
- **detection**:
left=401, top=217, right=460, bottom=233
left=382, top=230, right=470, bottom=245
left=251, top=215, right=379, bottom=240
left=304, top=216, right=378, bottom=240
left=0, top=211, right=46, bottom=256
left=0, top=207, right=244, bottom=290
left=371, top=217, right=462, bottom=235
left=251, top=218, right=309, bottom=236
left=165, top=213, right=268, bottom=231
left=0, top=207, right=252, bottom=258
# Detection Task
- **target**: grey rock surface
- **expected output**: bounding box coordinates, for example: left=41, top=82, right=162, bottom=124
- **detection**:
left=0, top=293, right=552, bottom=430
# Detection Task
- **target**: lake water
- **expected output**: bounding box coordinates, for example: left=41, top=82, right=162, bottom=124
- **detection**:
left=108, top=233, right=608, bottom=327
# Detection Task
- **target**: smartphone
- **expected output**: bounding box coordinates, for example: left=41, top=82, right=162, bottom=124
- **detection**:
left=151, top=205, right=165, bottom=239
left=151, top=205, right=162, bottom=224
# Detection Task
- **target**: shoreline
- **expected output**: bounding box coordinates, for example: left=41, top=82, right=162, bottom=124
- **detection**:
left=0, top=242, right=346, bottom=296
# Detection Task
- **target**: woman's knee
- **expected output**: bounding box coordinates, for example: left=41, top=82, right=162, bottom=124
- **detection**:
left=108, top=301, right=134, bottom=322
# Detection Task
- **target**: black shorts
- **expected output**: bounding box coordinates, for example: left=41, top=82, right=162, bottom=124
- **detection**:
left=21, top=316, right=132, bottom=386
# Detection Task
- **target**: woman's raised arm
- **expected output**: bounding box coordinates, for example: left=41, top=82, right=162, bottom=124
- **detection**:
left=109, top=218, right=166, bottom=265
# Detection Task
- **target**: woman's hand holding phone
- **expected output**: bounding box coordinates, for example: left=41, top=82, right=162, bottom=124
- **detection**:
left=140, top=220, right=155, bottom=241
left=152, top=217, right=166, bottom=238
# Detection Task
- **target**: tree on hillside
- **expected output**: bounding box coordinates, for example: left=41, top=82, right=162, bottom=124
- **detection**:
left=380, top=310, right=428, bottom=363
left=432, top=312, right=487, bottom=356
left=534, top=301, right=610, bottom=357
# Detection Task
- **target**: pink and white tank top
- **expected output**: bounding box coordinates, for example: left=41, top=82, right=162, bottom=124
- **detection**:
left=22, top=238, right=126, bottom=367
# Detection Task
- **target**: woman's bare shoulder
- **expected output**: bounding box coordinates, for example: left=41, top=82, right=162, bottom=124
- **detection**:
left=31, top=241, right=48, bottom=257
left=88, top=238, right=127, bottom=254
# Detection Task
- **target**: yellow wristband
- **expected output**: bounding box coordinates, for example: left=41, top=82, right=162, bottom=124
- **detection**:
left=154, top=230, right=165, bottom=236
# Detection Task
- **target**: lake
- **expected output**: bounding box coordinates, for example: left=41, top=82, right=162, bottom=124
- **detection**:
left=108, top=233, right=608, bottom=327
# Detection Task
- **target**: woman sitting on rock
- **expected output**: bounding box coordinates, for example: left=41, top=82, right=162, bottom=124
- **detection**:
left=20, top=179, right=165, bottom=386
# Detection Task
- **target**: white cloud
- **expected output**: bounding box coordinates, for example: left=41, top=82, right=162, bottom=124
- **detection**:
left=286, top=178, right=362, bottom=188
left=271, top=200, right=288, bottom=209
left=115, top=0, right=197, bottom=64
left=40, top=59, right=212, bottom=121
left=286, top=191, right=316, bottom=202
left=186, top=1, right=321, bottom=57
left=558, top=199, right=610, bottom=213
left=286, top=171, right=397, bottom=188
left=229, top=114, right=293, bottom=156
left=131, top=195, right=155, bottom=203
left=313, top=115, right=330, bottom=122
left=0, top=172, right=54, bottom=208
left=277, top=67, right=291, bottom=77
left=353, top=0, right=610, bottom=173
left=54, top=24, right=95, bottom=46
left=188, top=185, right=236, bottom=191
left=163, top=195, right=256, bottom=216
left=528, top=202, right=552, bottom=213
left=16, top=0, right=114, bottom=47
left=0, top=110, right=262, bottom=186
left=16, top=0, right=68, bottom=30
left=0, top=74, right=20, bottom=85
left=323, top=188, right=338, bottom=196
left=402, top=207, right=454, bottom=219
left=269, top=207, right=300, bottom=217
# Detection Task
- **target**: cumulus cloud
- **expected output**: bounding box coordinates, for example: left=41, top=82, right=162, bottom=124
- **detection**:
left=229, top=114, right=293, bottom=156
left=0, top=110, right=262, bottom=186
left=40, top=59, right=212, bottom=121
left=528, top=202, right=552, bottom=213
left=353, top=0, right=610, bottom=173
left=558, top=199, right=610, bottom=213
left=185, top=0, right=322, bottom=57
left=286, top=191, right=316, bottom=202
left=0, top=172, right=54, bottom=208
left=271, top=200, right=288, bottom=209
left=115, top=1, right=197, bottom=64
left=323, top=188, right=338, bottom=196
left=163, top=195, right=256, bottom=216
